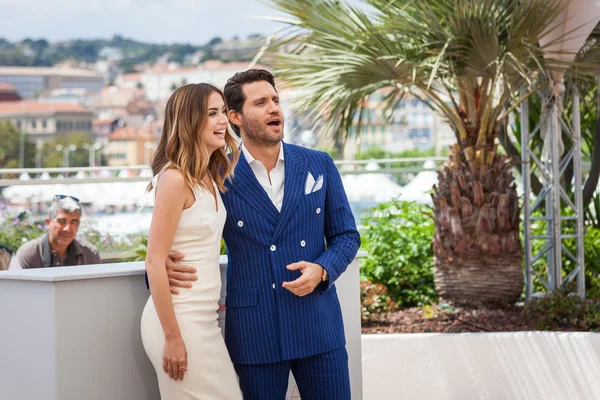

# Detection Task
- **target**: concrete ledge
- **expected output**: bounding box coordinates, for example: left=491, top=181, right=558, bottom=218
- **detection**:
left=361, top=332, right=600, bottom=400
left=0, top=262, right=143, bottom=281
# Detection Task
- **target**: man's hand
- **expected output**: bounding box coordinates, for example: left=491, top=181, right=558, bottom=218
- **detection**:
left=282, top=261, right=324, bottom=297
left=166, top=251, right=197, bottom=295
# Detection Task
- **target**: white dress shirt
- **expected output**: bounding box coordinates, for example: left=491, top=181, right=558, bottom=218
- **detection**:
left=241, top=142, right=285, bottom=212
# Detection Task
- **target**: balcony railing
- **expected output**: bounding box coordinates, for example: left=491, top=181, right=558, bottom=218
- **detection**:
left=0, top=158, right=448, bottom=186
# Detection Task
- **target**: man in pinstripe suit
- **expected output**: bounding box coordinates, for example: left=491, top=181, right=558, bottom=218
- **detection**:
left=166, top=69, right=361, bottom=399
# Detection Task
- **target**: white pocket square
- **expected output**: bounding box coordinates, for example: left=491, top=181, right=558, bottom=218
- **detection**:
left=305, top=172, right=324, bottom=194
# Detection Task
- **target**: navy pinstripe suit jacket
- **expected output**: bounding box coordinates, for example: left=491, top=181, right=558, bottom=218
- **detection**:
left=221, top=142, right=361, bottom=365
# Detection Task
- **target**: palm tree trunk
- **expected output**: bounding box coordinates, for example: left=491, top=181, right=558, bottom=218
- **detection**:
left=433, top=125, right=523, bottom=307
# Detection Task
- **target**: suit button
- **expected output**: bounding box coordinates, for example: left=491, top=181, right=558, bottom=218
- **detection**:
left=300, top=240, right=306, bottom=247
left=272, top=283, right=276, bottom=289
left=316, top=208, right=321, bottom=214
left=237, top=221, right=244, bottom=227
left=270, top=245, right=276, bottom=251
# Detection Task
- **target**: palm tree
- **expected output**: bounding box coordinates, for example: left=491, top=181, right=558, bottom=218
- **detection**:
left=264, top=0, right=597, bottom=306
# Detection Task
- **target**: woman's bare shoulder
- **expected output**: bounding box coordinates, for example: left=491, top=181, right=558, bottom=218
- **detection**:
left=156, top=168, right=187, bottom=191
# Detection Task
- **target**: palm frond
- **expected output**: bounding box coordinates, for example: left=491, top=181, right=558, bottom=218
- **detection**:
left=263, top=0, right=600, bottom=151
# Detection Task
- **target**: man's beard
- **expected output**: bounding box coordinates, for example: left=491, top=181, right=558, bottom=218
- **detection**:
left=241, top=116, right=283, bottom=147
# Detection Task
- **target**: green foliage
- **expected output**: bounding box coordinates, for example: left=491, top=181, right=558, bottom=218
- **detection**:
left=361, top=200, right=438, bottom=307
left=525, top=289, right=600, bottom=331
left=123, top=235, right=227, bottom=262
left=0, top=49, right=35, bottom=66
left=0, top=208, right=47, bottom=253
left=123, top=234, right=149, bottom=262
left=579, top=227, right=600, bottom=298
left=79, top=225, right=135, bottom=252
left=355, top=147, right=436, bottom=160
left=41, top=132, right=97, bottom=168
left=68, top=40, right=99, bottom=62
left=208, top=37, right=223, bottom=47
left=168, top=44, right=197, bottom=64
left=529, top=214, right=600, bottom=298
left=587, top=194, right=600, bottom=229
left=360, top=280, right=396, bottom=323
left=315, top=147, right=340, bottom=159
left=0, top=122, right=36, bottom=168
left=0, top=35, right=251, bottom=67
left=264, top=0, right=585, bottom=151
left=220, top=239, right=227, bottom=256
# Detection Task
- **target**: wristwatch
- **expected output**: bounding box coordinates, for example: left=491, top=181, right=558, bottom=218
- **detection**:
left=321, top=268, right=329, bottom=282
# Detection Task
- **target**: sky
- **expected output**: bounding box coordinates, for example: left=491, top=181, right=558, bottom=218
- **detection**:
left=1, top=0, right=288, bottom=44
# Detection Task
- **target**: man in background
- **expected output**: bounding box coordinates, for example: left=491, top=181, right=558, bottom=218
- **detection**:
left=16, top=195, right=101, bottom=269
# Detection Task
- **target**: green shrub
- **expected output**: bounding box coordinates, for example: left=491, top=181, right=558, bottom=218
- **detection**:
left=360, top=280, right=396, bottom=323
left=124, top=236, right=227, bottom=262
left=579, top=227, right=600, bottom=298
left=361, top=200, right=438, bottom=307
left=80, top=223, right=135, bottom=252
left=123, top=234, right=149, bottom=262
left=0, top=212, right=47, bottom=253
left=525, top=289, right=600, bottom=331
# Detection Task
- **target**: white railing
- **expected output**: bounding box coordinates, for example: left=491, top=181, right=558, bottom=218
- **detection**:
left=0, top=158, right=447, bottom=186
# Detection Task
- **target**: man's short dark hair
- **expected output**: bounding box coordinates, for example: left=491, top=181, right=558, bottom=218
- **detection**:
left=224, top=69, right=276, bottom=135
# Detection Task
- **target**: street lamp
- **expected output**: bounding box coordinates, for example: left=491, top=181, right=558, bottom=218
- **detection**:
left=83, top=142, right=102, bottom=167
left=56, top=144, right=77, bottom=168
left=18, top=131, right=25, bottom=168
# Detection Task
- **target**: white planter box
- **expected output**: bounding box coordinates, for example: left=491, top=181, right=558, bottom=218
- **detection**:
left=0, top=256, right=363, bottom=400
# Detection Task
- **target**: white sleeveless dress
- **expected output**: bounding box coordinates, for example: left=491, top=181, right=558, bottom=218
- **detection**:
left=140, top=173, right=241, bottom=399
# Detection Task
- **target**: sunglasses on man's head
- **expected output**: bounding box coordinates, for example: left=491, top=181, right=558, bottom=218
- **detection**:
left=53, top=194, right=80, bottom=203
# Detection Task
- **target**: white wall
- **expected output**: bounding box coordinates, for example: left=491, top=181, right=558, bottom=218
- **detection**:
left=362, top=332, right=600, bottom=400
left=0, top=263, right=157, bottom=400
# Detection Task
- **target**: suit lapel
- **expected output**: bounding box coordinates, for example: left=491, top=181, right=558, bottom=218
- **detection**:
left=230, top=151, right=279, bottom=226
left=273, top=143, right=306, bottom=242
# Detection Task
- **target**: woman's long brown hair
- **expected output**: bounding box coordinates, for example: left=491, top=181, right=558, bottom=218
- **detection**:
left=148, top=83, right=239, bottom=193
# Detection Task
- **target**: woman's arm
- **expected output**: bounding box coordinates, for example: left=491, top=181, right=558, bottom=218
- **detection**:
left=145, top=169, right=195, bottom=380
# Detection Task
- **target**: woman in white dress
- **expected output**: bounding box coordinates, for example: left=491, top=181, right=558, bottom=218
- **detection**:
left=140, top=83, right=241, bottom=399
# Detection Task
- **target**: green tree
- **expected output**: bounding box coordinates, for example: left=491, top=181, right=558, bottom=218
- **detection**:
left=41, top=133, right=94, bottom=168
left=0, top=49, right=34, bottom=66
left=265, top=0, right=600, bottom=306
left=208, top=37, right=223, bottom=46
left=30, top=39, right=49, bottom=53
left=355, top=147, right=437, bottom=185
left=119, top=58, right=137, bottom=73
left=168, top=44, right=196, bottom=64
left=0, top=122, right=36, bottom=168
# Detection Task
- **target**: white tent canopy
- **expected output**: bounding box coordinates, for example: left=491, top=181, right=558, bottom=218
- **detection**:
left=2, top=182, right=154, bottom=207
left=538, top=0, right=600, bottom=85
left=341, top=162, right=403, bottom=203
left=398, top=171, right=437, bottom=205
